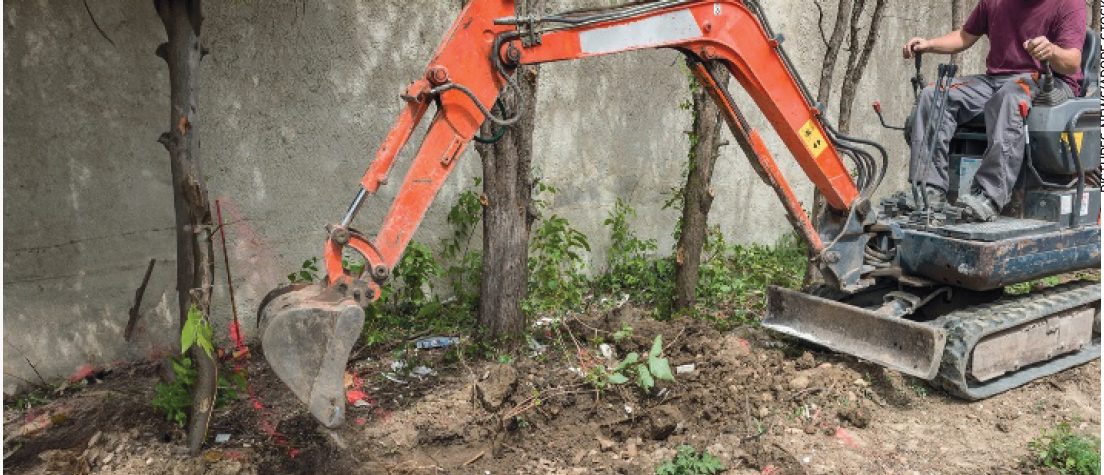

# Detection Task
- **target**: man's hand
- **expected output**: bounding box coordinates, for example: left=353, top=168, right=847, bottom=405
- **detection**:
left=903, top=37, right=930, bottom=59
left=1024, top=36, right=1056, bottom=62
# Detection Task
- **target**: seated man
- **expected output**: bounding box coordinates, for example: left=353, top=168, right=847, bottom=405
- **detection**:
left=902, top=0, right=1086, bottom=221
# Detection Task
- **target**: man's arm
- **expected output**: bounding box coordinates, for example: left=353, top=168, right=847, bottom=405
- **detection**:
left=1024, top=37, right=1081, bottom=75
left=902, top=30, right=982, bottom=59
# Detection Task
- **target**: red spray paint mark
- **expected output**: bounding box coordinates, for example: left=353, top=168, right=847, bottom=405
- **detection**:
left=69, top=365, right=100, bottom=382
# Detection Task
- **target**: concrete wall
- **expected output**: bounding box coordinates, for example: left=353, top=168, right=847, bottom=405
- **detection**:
left=3, top=0, right=985, bottom=393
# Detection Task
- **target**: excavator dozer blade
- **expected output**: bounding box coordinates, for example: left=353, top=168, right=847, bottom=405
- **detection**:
left=762, top=286, right=947, bottom=380
left=258, top=284, right=364, bottom=428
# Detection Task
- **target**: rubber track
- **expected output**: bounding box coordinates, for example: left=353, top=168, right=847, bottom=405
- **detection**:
left=934, top=280, right=1101, bottom=400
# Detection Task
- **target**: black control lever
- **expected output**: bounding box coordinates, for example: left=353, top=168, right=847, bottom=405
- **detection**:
left=1041, top=60, right=1055, bottom=93
left=910, top=51, right=926, bottom=100
left=1034, top=60, right=1063, bottom=106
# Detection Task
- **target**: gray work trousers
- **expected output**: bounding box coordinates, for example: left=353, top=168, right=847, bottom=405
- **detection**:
left=909, top=73, right=1072, bottom=208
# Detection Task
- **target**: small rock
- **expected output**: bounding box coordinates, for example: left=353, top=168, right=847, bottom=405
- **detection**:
left=760, top=392, right=774, bottom=403
left=803, top=424, right=817, bottom=435
left=758, top=406, right=770, bottom=418
left=625, top=438, right=639, bottom=459
left=596, top=435, right=616, bottom=452
left=996, top=421, right=1011, bottom=433
left=87, top=431, right=103, bottom=448
left=573, top=450, right=587, bottom=465
left=146, top=457, right=153, bottom=466
left=789, top=375, right=810, bottom=391
left=102, top=452, right=114, bottom=465
left=853, top=378, right=869, bottom=387
left=796, top=352, right=816, bottom=369
left=838, top=406, right=871, bottom=428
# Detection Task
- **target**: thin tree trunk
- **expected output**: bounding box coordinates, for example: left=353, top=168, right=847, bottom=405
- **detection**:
left=815, top=0, right=855, bottom=107
left=674, top=62, right=730, bottom=311
left=154, top=0, right=217, bottom=454
left=838, top=0, right=886, bottom=133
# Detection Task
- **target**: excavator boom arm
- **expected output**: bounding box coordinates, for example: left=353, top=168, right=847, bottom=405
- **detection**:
left=329, top=0, right=867, bottom=297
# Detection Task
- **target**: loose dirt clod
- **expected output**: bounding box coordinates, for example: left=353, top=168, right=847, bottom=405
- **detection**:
left=475, top=364, right=519, bottom=411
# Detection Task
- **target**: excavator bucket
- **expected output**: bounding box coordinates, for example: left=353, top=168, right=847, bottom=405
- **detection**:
left=762, top=286, right=947, bottom=380
left=258, top=284, right=364, bottom=428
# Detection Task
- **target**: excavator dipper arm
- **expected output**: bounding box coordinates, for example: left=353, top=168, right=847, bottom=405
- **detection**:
left=264, top=0, right=880, bottom=428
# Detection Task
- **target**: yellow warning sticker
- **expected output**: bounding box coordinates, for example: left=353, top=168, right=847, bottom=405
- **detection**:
left=798, top=119, right=828, bottom=158
left=1061, top=132, right=1084, bottom=151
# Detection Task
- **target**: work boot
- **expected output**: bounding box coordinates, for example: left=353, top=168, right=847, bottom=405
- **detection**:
left=958, top=189, right=999, bottom=222
left=894, top=185, right=947, bottom=212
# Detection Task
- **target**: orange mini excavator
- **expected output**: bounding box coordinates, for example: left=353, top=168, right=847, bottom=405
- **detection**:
left=258, top=0, right=1101, bottom=428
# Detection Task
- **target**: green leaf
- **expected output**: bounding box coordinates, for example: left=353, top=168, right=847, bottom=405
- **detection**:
left=199, top=339, right=215, bottom=358
left=608, top=373, right=629, bottom=385
left=416, top=301, right=443, bottom=319
left=615, top=352, right=639, bottom=372
left=636, top=365, right=654, bottom=391
left=180, top=319, right=196, bottom=353
left=649, top=356, right=674, bottom=382
left=650, top=334, right=664, bottom=359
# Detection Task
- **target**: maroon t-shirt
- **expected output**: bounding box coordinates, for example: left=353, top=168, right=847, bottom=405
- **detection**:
left=962, top=0, right=1087, bottom=95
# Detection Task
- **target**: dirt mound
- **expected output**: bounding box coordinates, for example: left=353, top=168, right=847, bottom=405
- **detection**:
left=4, top=304, right=1100, bottom=475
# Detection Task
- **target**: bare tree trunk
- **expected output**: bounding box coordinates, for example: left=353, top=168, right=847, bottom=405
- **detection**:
left=674, top=62, right=730, bottom=311
left=476, top=64, right=539, bottom=341
left=950, top=0, right=964, bottom=65
left=154, top=0, right=217, bottom=454
left=474, top=0, right=543, bottom=341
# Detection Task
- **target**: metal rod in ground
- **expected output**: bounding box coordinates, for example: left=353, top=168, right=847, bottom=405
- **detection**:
left=215, top=199, right=244, bottom=347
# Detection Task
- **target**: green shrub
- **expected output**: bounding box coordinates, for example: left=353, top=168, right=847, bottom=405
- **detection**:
left=526, top=214, right=591, bottom=313
left=656, top=445, right=724, bottom=475
left=1028, top=422, right=1101, bottom=475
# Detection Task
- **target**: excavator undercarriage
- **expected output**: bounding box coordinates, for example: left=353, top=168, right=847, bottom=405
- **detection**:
left=255, top=0, right=1101, bottom=427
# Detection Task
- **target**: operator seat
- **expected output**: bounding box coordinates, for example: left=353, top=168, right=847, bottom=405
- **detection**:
left=1078, top=29, right=1099, bottom=96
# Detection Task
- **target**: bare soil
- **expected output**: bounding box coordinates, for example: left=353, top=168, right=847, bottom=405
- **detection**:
left=4, top=304, right=1099, bottom=475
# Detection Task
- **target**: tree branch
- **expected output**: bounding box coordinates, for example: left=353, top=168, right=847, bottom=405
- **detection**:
left=83, top=0, right=116, bottom=47
left=125, top=259, right=157, bottom=342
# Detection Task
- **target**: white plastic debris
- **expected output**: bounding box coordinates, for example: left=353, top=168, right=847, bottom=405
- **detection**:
left=599, top=344, right=615, bottom=360
left=390, top=360, right=408, bottom=372
left=527, top=336, right=547, bottom=355
left=383, top=373, right=407, bottom=384
left=675, top=363, right=696, bottom=374
left=624, top=404, right=634, bottom=415
left=533, top=317, right=561, bottom=327
left=411, top=366, right=435, bottom=377
left=214, top=434, right=231, bottom=443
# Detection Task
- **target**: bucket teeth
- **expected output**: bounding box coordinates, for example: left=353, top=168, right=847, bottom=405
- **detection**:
left=258, top=285, right=364, bottom=428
